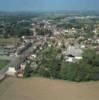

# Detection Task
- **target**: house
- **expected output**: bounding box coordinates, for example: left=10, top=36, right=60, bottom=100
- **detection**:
left=65, top=45, right=83, bottom=62
left=16, top=63, right=26, bottom=78
left=6, top=67, right=16, bottom=76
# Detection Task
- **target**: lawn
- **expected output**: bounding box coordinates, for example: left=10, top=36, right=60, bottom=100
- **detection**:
left=0, top=60, right=9, bottom=70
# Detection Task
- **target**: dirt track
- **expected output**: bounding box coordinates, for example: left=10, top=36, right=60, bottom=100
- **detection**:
left=0, top=77, right=99, bottom=100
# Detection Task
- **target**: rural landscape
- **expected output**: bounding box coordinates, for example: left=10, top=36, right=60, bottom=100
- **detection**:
left=0, top=0, right=99, bottom=100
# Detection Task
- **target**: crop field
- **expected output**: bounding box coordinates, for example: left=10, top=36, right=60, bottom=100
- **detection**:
left=0, top=38, right=20, bottom=45
left=0, top=77, right=99, bottom=100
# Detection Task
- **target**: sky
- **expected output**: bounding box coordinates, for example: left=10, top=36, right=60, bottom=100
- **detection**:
left=0, top=0, right=99, bottom=12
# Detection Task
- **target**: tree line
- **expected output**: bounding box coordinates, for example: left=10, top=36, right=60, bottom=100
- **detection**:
left=24, top=47, right=99, bottom=82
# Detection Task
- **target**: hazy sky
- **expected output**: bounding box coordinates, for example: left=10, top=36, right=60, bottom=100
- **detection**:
left=0, top=0, right=99, bottom=12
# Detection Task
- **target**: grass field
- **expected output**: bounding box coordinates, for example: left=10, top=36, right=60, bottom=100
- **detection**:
left=0, top=77, right=99, bottom=100
left=0, top=60, right=9, bottom=70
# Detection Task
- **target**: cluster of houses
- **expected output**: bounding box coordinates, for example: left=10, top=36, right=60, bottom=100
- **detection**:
left=2, top=16, right=99, bottom=79
left=30, top=16, right=99, bottom=38
left=4, top=32, right=99, bottom=78
left=0, top=45, right=16, bottom=57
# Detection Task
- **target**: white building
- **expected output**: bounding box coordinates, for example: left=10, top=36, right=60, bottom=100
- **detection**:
left=6, top=67, right=16, bottom=76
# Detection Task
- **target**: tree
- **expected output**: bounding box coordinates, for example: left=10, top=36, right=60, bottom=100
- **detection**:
left=38, top=47, right=62, bottom=78
left=82, top=49, right=99, bottom=67
left=23, top=62, right=32, bottom=77
left=74, top=62, right=93, bottom=81
left=60, top=61, right=93, bottom=82
left=60, top=62, right=77, bottom=81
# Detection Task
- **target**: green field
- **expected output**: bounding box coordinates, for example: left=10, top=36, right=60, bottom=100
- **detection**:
left=0, top=60, right=9, bottom=70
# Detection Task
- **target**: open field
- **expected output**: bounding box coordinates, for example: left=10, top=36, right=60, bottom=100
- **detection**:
left=0, top=60, right=9, bottom=70
left=0, top=77, right=99, bottom=100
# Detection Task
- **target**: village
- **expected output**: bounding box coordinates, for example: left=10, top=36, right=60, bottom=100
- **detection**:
left=1, top=0, right=99, bottom=100
left=0, top=14, right=99, bottom=81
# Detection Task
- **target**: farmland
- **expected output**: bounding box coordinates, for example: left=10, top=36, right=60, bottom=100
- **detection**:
left=0, top=38, right=20, bottom=45
left=0, top=77, right=99, bottom=100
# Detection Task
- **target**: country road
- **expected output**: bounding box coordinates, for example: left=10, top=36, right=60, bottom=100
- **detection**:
left=0, top=44, right=33, bottom=80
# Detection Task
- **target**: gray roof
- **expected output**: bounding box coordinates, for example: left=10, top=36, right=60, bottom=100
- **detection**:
left=66, top=46, right=83, bottom=57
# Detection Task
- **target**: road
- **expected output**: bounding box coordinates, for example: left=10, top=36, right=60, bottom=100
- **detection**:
left=0, top=44, right=33, bottom=80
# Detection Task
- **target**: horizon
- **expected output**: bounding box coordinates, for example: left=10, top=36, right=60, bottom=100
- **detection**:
left=0, top=0, right=99, bottom=12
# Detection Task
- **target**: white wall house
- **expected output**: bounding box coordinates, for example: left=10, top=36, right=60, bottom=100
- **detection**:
left=6, top=67, right=16, bottom=76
